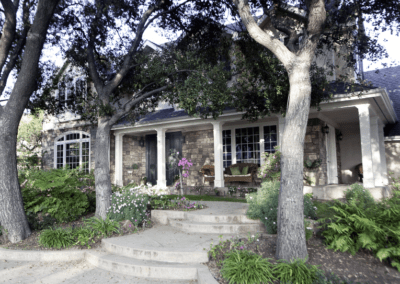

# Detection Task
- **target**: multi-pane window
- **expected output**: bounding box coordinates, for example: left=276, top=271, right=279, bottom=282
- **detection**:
left=58, top=75, right=86, bottom=108
left=222, top=125, right=278, bottom=167
left=55, top=132, right=90, bottom=172
left=222, top=130, right=232, bottom=168
left=235, top=127, right=260, bottom=165
left=264, top=125, right=278, bottom=153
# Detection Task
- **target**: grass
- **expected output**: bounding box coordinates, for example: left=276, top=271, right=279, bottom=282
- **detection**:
left=165, top=194, right=247, bottom=203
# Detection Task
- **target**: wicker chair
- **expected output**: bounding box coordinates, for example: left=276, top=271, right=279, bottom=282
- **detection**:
left=200, top=163, right=259, bottom=184
left=224, top=163, right=258, bottom=183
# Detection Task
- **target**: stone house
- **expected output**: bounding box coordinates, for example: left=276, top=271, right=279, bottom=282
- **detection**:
left=40, top=26, right=400, bottom=199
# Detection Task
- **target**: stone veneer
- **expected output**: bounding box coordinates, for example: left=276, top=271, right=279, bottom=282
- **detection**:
left=303, top=118, right=342, bottom=186
left=42, top=124, right=96, bottom=171
left=182, top=129, right=215, bottom=187
left=109, top=133, right=147, bottom=186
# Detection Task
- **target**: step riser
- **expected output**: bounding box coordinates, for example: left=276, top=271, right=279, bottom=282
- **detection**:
left=85, top=252, right=198, bottom=280
left=102, top=241, right=208, bottom=263
left=170, top=221, right=264, bottom=234
left=186, top=214, right=260, bottom=224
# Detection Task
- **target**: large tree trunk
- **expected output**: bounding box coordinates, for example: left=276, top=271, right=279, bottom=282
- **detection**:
left=276, top=61, right=312, bottom=261
left=0, top=120, right=31, bottom=242
left=94, top=117, right=113, bottom=219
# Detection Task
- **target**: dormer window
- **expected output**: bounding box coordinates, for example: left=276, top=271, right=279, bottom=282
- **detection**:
left=58, top=74, right=86, bottom=108
left=54, top=131, right=90, bottom=172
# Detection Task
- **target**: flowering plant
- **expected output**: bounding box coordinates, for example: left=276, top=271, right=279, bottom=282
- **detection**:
left=258, top=146, right=281, bottom=181
left=168, top=149, right=193, bottom=195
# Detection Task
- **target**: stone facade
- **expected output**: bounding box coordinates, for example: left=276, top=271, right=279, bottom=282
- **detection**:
left=182, top=129, right=215, bottom=187
left=303, top=118, right=342, bottom=186
left=42, top=124, right=96, bottom=171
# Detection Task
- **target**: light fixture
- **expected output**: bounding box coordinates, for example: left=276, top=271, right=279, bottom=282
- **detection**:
left=337, top=131, right=343, bottom=141
left=139, top=137, right=145, bottom=147
left=323, top=124, right=329, bottom=135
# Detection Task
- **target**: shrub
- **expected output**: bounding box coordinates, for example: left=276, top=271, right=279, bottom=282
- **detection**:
left=85, top=216, right=120, bottom=237
left=246, top=181, right=318, bottom=234
left=258, top=147, right=281, bottom=181
left=39, top=227, right=75, bottom=249
left=107, top=188, right=150, bottom=226
left=221, top=250, right=276, bottom=284
left=273, top=258, right=320, bottom=284
left=19, top=167, right=91, bottom=223
left=343, top=183, right=375, bottom=211
left=304, top=193, right=317, bottom=220
left=320, top=186, right=400, bottom=271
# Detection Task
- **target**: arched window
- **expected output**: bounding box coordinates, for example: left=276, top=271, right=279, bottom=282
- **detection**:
left=54, top=131, right=90, bottom=172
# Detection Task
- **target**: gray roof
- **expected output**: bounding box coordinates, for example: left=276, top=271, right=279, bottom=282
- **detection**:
left=364, top=66, right=400, bottom=137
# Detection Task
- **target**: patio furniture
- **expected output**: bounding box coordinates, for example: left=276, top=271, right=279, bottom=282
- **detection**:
left=200, top=163, right=259, bottom=184
left=224, top=163, right=258, bottom=183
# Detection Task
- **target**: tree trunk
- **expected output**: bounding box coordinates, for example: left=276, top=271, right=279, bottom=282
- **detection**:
left=276, top=62, right=312, bottom=261
left=0, top=120, right=31, bottom=243
left=94, top=117, right=113, bottom=219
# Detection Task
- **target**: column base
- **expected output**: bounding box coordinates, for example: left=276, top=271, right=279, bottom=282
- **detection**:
left=363, top=179, right=376, bottom=189
left=157, top=179, right=167, bottom=189
left=214, top=179, right=225, bottom=188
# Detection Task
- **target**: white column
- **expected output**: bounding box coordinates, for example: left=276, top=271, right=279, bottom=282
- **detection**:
left=114, top=133, right=124, bottom=186
left=259, top=126, right=265, bottom=166
left=156, top=128, right=167, bottom=189
left=327, top=125, right=338, bottom=184
left=278, top=115, right=285, bottom=148
left=378, top=120, right=389, bottom=185
left=212, top=121, right=225, bottom=188
left=356, top=105, right=375, bottom=188
left=370, top=116, right=383, bottom=186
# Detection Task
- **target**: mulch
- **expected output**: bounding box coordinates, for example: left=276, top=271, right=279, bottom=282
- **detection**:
left=207, top=234, right=400, bottom=284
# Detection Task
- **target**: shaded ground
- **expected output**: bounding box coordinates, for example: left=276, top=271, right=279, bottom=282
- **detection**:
left=207, top=234, right=400, bottom=284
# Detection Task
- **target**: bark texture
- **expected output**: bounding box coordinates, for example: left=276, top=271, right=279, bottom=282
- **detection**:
left=233, top=0, right=326, bottom=261
left=0, top=0, right=60, bottom=242
left=94, top=117, right=113, bottom=219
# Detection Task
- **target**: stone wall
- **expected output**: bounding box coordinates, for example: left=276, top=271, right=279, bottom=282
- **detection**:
left=122, top=136, right=146, bottom=185
left=42, top=124, right=96, bottom=171
left=182, top=129, right=214, bottom=187
left=303, top=119, right=328, bottom=186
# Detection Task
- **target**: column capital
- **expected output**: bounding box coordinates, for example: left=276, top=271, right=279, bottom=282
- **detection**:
left=114, top=132, right=125, bottom=138
left=211, top=120, right=225, bottom=127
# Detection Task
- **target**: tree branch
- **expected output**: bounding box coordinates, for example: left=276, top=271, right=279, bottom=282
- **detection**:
left=109, top=85, right=168, bottom=125
left=233, top=0, right=294, bottom=70
left=0, top=0, right=19, bottom=74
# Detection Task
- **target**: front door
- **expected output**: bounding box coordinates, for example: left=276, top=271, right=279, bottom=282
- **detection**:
left=145, top=134, right=157, bottom=186
left=166, top=132, right=182, bottom=186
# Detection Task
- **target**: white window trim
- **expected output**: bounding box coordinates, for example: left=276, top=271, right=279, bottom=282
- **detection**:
left=54, top=130, right=91, bottom=171
left=56, top=75, right=87, bottom=122
left=222, top=121, right=278, bottom=166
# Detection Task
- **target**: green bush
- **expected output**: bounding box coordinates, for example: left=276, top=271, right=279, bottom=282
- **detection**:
left=39, top=227, right=75, bottom=249
left=273, top=258, right=320, bottom=284
left=221, top=250, right=276, bottom=284
left=320, top=186, right=400, bottom=271
left=246, top=181, right=318, bottom=234
left=344, top=183, right=375, bottom=211
left=304, top=193, right=317, bottom=220
left=107, top=188, right=150, bottom=226
left=19, top=167, right=92, bottom=223
left=85, top=216, right=120, bottom=237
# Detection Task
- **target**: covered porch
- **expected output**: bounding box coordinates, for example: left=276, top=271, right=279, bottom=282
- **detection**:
left=110, top=87, right=396, bottom=197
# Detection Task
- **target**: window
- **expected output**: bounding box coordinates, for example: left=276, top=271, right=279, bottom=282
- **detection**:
left=264, top=125, right=278, bottom=153
left=55, top=131, right=90, bottom=172
left=235, top=127, right=260, bottom=165
left=222, top=130, right=232, bottom=168
left=58, top=74, right=86, bottom=108
left=222, top=124, right=278, bottom=167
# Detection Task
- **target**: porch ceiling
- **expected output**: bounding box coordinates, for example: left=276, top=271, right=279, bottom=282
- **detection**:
left=320, top=108, right=359, bottom=126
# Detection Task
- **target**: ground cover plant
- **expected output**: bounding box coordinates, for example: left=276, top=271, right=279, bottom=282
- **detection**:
left=246, top=181, right=317, bottom=234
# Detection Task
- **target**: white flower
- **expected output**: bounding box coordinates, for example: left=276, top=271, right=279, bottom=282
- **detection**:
left=265, top=217, right=268, bottom=219
left=273, top=222, right=276, bottom=224
left=307, top=227, right=312, bottom=230
left=257, top=239, right=259, bottom=242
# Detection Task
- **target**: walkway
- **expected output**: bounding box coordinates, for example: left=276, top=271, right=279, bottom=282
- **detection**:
left=0, top=201, right=263, bottom=284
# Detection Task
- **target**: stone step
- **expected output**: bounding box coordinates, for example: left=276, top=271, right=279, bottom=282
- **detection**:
left=186, top=213, right=261, bottom=224
left=85, top=250, right=203, bottom=280
left=169, top=219, right=264, bottom=234
left=101, top=237, right=208, bottom=263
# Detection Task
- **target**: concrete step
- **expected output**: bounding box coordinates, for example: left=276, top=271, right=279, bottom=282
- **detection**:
left=85, top=250, right=203, bottom=280
left=101, top=237, right=208, bottom=263
left=169, top=219, right=264, bottom=234
left=186, top=213, right=261, bottom=224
